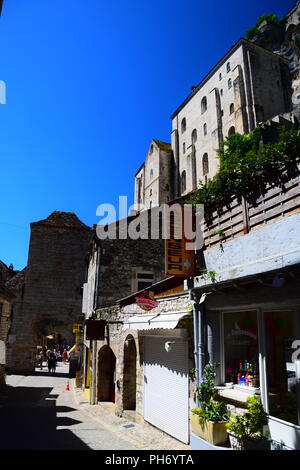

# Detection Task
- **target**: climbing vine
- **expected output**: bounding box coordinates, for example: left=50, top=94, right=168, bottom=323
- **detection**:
left=190, top=127, right=300, bottom=219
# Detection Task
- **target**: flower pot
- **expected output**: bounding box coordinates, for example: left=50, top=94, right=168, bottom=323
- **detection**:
left=227, top=430, right=270, bottom=450
left=191, top=414, right=228, bottom=446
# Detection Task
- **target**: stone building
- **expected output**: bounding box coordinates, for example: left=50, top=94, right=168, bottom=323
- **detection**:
left=81, top=213, right=167, bottom=399
left=0, top=282, right=14, bottom=385
left=134, top=139, right=174, bottom=212
left=6, top=211, right=92, bottom=373
left=170, top=38, right=291, bottom=199
left=86, top=276, right=193, bottom=444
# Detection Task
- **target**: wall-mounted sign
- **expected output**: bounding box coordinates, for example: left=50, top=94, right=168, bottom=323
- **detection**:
left=165, top=207, right=195, bottom=277
left=135, top=291, right=158, bottom=311
left=85, top=319, right=106, bottom=340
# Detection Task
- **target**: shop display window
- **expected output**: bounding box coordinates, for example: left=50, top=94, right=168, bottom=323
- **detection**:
left=223, top=311, right=259, bottom=388
left=264, top=310, right=300, bottom=426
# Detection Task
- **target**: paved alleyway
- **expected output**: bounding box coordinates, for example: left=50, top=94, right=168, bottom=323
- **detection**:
left=0, top=362, right=190, bottom=451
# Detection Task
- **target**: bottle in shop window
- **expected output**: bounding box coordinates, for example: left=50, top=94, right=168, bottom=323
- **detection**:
left=237, top=371, right=242, bottom=384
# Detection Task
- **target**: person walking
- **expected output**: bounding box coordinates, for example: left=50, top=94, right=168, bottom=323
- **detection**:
left=62, top=349, right=68, bottom=363
left=47, top=351, right=57, bottom=374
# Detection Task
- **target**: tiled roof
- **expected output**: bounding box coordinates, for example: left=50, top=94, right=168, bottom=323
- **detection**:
left=153, top=139, right=172, bottom=152
left=31, top=211, right=91, bottom=231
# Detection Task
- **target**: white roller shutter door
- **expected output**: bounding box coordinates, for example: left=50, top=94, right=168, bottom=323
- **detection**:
left=143, top=335, right=189, bottom=443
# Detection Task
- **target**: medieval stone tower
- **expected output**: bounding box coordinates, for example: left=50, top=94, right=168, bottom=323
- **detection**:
left=6, top=211, right=92, bottom=373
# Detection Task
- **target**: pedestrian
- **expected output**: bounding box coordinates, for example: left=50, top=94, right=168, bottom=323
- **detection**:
left=62, top=349, right=68, bottom=363
left=48, top=351, right=57, bottom=374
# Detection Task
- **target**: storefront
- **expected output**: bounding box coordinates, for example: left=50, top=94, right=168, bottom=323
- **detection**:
left=193, top=266, right=300, bottom=450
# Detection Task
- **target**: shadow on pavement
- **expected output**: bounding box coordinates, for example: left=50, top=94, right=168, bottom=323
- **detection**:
left=0, top=384, right=91, bottom=450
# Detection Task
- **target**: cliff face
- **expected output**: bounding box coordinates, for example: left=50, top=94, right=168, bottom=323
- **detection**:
left=250, top=1, right=300, bottom=121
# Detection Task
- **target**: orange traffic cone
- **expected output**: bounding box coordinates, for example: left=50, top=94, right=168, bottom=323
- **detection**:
left=65, top=381, right=70, bottom=391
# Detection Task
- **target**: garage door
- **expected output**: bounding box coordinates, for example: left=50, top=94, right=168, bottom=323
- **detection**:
left=143, top=335, right=189, bottom=443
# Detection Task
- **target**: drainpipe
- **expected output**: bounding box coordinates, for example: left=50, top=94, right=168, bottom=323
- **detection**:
left=190, top=289, right=206, bottom=407
left=90, top=239, right=101, bottom=405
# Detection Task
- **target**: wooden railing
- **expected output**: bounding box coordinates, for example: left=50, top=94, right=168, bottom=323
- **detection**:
left=203, top=172, right=300, bottom=249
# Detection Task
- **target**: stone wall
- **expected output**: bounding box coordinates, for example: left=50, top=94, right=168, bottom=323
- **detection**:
left=6, top=212, right=92, bottom=373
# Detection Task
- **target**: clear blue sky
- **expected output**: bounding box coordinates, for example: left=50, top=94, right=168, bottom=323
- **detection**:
left=0, top=0, right=294, bottom=270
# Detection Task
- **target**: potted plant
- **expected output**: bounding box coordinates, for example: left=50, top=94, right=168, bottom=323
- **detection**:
left=191, top=364, right=230, bottom=446
left=226, top=395, right=270, bottom=450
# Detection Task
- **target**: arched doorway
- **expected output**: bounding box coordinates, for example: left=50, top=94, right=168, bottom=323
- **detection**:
left=98, top=346, right=116, bottom=402
left=123, top=335, right=137, bottom=410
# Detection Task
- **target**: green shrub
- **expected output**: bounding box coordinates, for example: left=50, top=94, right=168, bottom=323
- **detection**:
left=226, top=396, right=268, bottom=440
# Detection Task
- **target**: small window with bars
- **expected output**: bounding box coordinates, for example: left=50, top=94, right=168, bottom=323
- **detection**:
left=135, top=272, right=155, bottom=292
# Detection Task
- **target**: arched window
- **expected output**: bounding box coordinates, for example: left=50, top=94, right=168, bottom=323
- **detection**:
left=183, top=142, right=186, bottom=154
left=220, top=89, right=223, bottom=96
left=201, top=96, right=207, bottom=114
left=228, top=78, right=232, bottom=90
left=181, top=118, right=186, bottom=133
left=202, top=153, right=209, bottom=176
left=150, top=169, right=153, bottom=179
left=149, top=144, right=153, bottom=154
left=191, top=129, right=197, bottom=144
left=230, top=103, right=234, bottom=114
left=227, top=62, right=231, bottom=73
left=203, top=123, right=207, bottom=136
left=149, top=189, right=152, bottom=196
left=228, top=126, right=236, bottom=136
left=181, top=170, right=186, bottom=193
left=219, top=72, right=222, bottom=81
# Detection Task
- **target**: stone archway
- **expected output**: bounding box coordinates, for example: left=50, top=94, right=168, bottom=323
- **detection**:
left=123, top=335, right=137, bottom=410
left=98, top=346, right=116, bottom=402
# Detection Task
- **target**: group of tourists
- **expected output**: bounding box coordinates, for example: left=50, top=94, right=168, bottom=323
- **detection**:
left=36, top=344, right=71, bottom=374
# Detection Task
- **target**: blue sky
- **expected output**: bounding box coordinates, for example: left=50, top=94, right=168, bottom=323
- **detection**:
left=0, top=0, right=294, bottom=270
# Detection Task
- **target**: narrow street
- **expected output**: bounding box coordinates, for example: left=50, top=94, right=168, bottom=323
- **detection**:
left=0, top=361, right=190, bottom=451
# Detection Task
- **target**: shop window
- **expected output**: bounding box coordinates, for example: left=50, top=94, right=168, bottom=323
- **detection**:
left=264, top=310, right=300, bottom=426
left=223, top=311, right=259, bottom=388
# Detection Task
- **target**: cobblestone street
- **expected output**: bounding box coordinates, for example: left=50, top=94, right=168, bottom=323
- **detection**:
left=0, top=362, right=190, bottom=451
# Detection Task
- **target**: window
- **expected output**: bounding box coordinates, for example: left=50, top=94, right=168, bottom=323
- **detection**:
left=181, top=118, right=186, bottom=133
left=183, top=142, right=186, bottom=154
left=202, top=153, right=209, bottom=176
left=149, top=144, right=153, bottom=154
left=201, top=96, right=207, bottom=114
left=150, top=169, right=153, bottom=179
left=135, top=272, right=155, bottom=292
left=181, top=170, right=186, bottom=193
left=230, top=103, right=234, bottom=115
left=191, top=129, right=197, bottom=144
left=223, top=311, right=259, bottom=388
left=220, top=89, right=223, bottom=97
left=203, top=123, right=207, bottom=136
left=227, top=62, right=231, bottom=73
left=219, top=72, right=222, bottom=81
left=228, top=126, right=235, bottom=135
left=149, top=189, right=152, bottom=196
left=228, top=78, right=232, bottom=90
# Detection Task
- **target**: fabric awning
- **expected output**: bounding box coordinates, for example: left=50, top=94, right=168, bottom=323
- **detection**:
left=122, top=310, right=191, bottom=331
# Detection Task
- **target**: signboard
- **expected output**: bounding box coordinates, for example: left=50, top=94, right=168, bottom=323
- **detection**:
left=165, top=206, right=195, bottom=277
left=85, top=319, right=106, bottom=340
left=135, top=290, right=158, bottom=311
